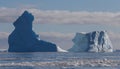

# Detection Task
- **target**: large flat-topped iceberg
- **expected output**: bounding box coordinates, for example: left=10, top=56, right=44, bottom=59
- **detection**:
left=8, top=11, right=66, bottom=52
left=68, top=31, right=113, bottom=52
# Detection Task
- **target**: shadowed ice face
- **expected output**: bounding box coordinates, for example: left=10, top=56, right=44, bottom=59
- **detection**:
left=72, top=33, right=88, bottom=44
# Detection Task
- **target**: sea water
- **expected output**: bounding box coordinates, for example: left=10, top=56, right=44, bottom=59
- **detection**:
left=0, top=52, right=120, bottom=69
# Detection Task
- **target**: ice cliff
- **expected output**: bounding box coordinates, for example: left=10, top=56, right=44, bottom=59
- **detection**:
left=8, top=11, right=66, bottom=52
left=68, top=31, right=113, bottom=52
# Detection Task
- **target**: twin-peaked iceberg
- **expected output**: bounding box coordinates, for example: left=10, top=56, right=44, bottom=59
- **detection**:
left=68, top=31, right=113, bottom=52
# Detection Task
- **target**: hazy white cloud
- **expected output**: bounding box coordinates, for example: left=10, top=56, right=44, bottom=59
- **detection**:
left=0, top=32, right=9, bottom=39
left=0, top=7, right=23, bottom=23
left=38, top=32, right=74, bottom=38
left=0, top=32, right=9, bottom=49
left=38, top=32, right=74, bottom=49
left=108, top=32, right=120, bottom=50
left=0, top=7, right=120, bottom=25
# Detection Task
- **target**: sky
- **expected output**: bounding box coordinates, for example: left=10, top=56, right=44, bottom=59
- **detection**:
left=0, top=0, right=120, bottom=50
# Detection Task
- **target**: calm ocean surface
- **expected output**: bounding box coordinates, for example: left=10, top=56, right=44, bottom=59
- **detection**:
left=0, top=52, right=120, bottom=69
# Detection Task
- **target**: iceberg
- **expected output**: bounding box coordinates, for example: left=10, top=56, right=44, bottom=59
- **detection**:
left=8, top=11, right=66, bottom=52
left=68, top=31, right=113, bottom=52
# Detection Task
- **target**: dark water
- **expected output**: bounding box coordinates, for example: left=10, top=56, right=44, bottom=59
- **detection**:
left=0, top=52, right=120, bottom=69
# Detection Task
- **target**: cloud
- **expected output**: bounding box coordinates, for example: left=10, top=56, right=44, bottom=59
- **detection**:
left=0, top=32, right=9, bottom=39
left=0, top=7, right=22, bottom=23
left=38, top=32, right=74, bottom=49
left=108, top=32, right=120, bottom=50
left=0, top=7, right=120, bottom=25
left=38, top=32, right=74, bottom=38
left=0, top=32, right=9, bottom=49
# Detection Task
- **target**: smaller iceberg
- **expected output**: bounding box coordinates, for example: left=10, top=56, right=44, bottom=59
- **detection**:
left=68, top=31, right=113, bottom=52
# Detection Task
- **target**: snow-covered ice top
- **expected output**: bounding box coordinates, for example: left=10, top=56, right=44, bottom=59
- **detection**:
left=68, top=31, right=113, bottom=52
left=8, top=11, right=66, bottom=52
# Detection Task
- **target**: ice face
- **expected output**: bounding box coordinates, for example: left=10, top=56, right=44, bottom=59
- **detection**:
left=8, top=11, right=61, bottom=52
left=68, top=33, right=89, bottom=52
left=69, top=31, right=113, bottom=52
